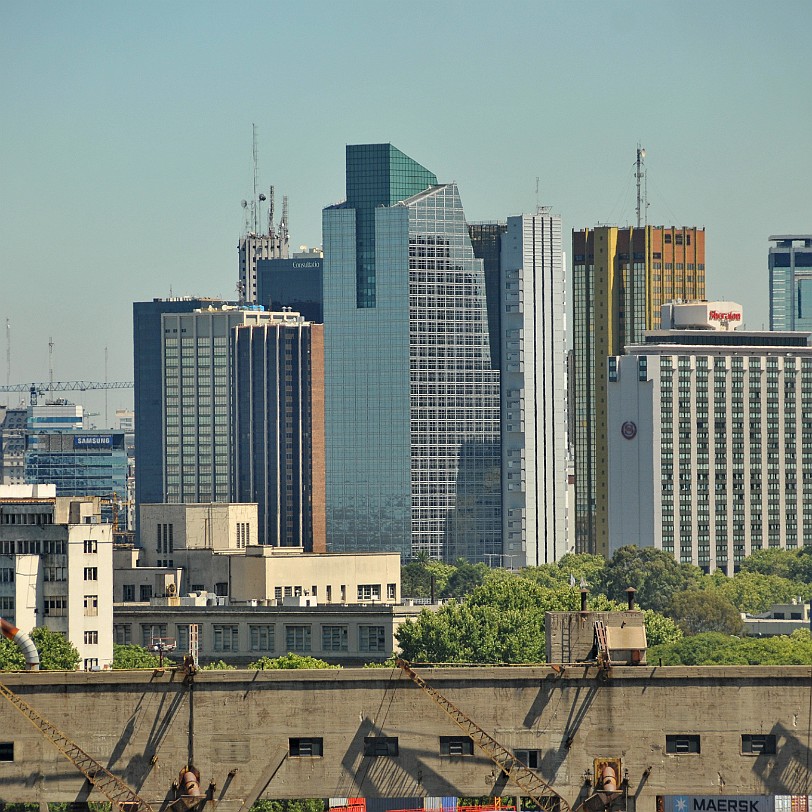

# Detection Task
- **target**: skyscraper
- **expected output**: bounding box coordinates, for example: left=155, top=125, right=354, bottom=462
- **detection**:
left=572, top=225, right=706, bottom=556
left=323, top=144, right=501, bottom=562
left=769, top=235, right=812, bottom=330
left=133, top=297, right=227, bottom=529
left=470, top=212, right=568, bottom=566
left=232, top=316, right=326, bottom=550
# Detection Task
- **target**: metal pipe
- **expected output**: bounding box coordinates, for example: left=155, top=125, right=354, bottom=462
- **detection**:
left=181, top=769, right=202, bottom=797
left=626, top=587, right=637, bottom=610
left=580, top=588, right=588, bottom=612
left=0, top=617, right=40, bottom=671
left=600, top=764, right=618, bottom=792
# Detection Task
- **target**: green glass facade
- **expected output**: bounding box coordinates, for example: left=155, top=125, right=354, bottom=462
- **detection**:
left=324, top=145, right=501, bottom=561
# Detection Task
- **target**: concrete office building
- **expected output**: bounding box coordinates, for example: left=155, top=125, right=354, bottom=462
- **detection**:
left=769, top=234, right=812, bottom=330
left=0, top=485, right=113, bottom=669
left=238, top=193, right=289, bottom=305
left=323, top=144, right=501, bottom=562
left=607, top=302, right=812, bottom=573
left=572, top=225, right=706, bottom=556
left=469, top=212, right=568, bottom=566
left=232, top=315, right=326, bottom=549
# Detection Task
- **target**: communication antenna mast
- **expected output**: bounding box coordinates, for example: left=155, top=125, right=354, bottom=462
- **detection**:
left=635, top=143, right=647, bottom=228
left=252, top=123, right=259, bottom=233
left=535, top=176, right=540, bottom=209
left=5, top=319, right=10, bottom=387
left=281, top=195, right=289, bottom=238
left=268, top=185, right=276, bottom=237
left=104, top=346, right=108, bottom=428
left=48, top=337, right=54, bottom=389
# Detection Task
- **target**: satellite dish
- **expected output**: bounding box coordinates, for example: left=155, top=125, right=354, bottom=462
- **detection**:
left=241, top=200, right=248, bottom=208
left=258, top=193, right=266, bottom=201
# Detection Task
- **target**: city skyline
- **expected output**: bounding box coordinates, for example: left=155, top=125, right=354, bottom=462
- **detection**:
left=2, top=1, right=810, bottom=422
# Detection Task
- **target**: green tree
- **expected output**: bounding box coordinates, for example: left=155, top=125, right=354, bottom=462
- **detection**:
left=714, top=570, right=806, bottom=614
left=441, top=561, right=491, bottom=598
left=650, top=629, right=812, bottom=666
left=642, top=609, right=683, bottom=647
left=200, top=659, right=237, bottom=670
left=248, top=653, right=340, bottom=669
left=669, top=590, right=745, bottom=636
left=599, top=546, right=702, bottom=613
left=522, top=553, right=606, bottom=591
left=401, top=559, right=455, bottom=599
left=250, top=800, right=325, bottom=812
left=112, top=644, right=162, bottom=669
left=0, top=627, right=80, bottom=671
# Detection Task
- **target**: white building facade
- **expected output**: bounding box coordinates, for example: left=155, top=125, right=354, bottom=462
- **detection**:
left=608, top=307, right=812, bottom=573
left=499, top=211, right=568, bottom=565
left=0, top=487, right=114, bottom=669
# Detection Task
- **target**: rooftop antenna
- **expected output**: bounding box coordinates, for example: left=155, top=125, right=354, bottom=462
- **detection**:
left=48, top=337, right=54, bottom=391
left=268, top=185, right=276, bottom=238
left=241, top=199, right=249, bottom=233
left=635, top=143, right=647, bottom=228
left=535, top=176, right=540, bottom=210
left=104, top=346, right=109, bottom=428
left=252, top=123, right=259, bottom=233
left=281, top=194, right=289, bottom=238
left=5, top=319, right=10, bottom=387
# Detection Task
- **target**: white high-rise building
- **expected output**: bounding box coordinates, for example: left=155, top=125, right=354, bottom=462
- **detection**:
left=608, top=302, right=812, bottom=573
left=499, top=212, right=568, bottom=566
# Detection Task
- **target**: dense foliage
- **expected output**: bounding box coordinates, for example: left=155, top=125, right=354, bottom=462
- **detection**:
left=248, top=653, right=340, bottom=669
left=112, top=644, right=163, bottom=669
left=0, top=627, right=80, bottom=671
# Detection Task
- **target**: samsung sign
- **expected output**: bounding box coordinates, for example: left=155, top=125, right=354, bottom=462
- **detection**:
left=74, top=435, right=113, bottom=448
left=664, top=797, right=775, bottom=812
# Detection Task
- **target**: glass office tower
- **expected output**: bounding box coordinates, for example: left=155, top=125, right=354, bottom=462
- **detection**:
left=323, top=144, right=501, bottom=561
left=769, top=235, right=812, bottom=331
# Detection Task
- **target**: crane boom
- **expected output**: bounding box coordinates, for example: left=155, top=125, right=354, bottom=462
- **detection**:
left=0, top=381, right=133, bottom=406
left=0, top=680, right=155, bottom=812
left=396, top=660, right=571, bottom=812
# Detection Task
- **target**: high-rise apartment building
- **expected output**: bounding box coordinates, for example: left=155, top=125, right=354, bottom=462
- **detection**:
left=572, top=225, right=706, bottom=556
left=323, top=144, right=501, bottom=562
left=470, top=212, right=568, bottom=566
left=0, top=407, right=26, bottom=484
left=769, top=235, right=812, bottom=330
left=608, top=302, right=812, bottom=573
left=232, top=315, right=326, bottom=550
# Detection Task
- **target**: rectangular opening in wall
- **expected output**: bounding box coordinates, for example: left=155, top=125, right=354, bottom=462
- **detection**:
left=364, top=737, right=399, bottom=757
left=440, top=736, right=474, bottom=756
left=289, top=737, right=323, bottom=757
left=0, top=742, right=13, bottom=761
left=515, top=749, right=541, bottom=769
left=742, top=734, right=776, bottom=755
left=666, top=734, right=700, bottom=754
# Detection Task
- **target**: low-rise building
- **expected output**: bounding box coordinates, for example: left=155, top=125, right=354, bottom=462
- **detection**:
left=0, top=484, right=113, bottom=669
left=742, top=600, right=810, bottom=637
left=113, top=600, right=426, bottom=665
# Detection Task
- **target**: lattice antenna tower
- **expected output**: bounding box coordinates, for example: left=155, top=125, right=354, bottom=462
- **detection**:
left=5, top=319, right=10, bottom=387
left=252, top=123, right=259, bottom=233
left=268, top=185, right=276, bottom=238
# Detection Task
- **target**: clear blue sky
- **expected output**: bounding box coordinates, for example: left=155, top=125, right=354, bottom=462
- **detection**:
left=1, top=1, right=810, bottom=423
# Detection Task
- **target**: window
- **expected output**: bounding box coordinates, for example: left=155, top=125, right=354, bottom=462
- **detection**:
left=84, top=658, right=99, bottom=670
left=213, top=625, right=239, bottom=652
left=250, top=625, right=274, bottom=652
left=0, top=742, right=13, bottom=761
left=289, top=737, right=323, bottom=757
left=83, top=539, right=98, bottom=554
left=84, top=595, right=98, bottom=616
left=322, top=625, right=348, bottom=652
left=364, top=737, right=399, bottom=757
left=84, top=567, right=98, bottom=581
left=515, top=749, right=541, bottom=769
left=286, top=625, right=311, bottom=652
left=359, top=625, right=386, bottom=653
left=140, top=584, right=153, bottom=602
left=123, top=584, right=135, bottom=602
left=114, top=624, right=131, bottom=645
left=357, top=584, right=381, bottom=602
left=387, top=583, right=397, bottom=600
left=440, top=736, right=474, bottom=756
left=84, top=631, right=98, bottom=645
left=142, top=624, right=167, bottom=647
left=0, top=568, right=14, bottom=583
left=742, top=734, right=776, bottom=755
left=666, top=735, right=700, bottom=754
left=44, top=598, right=67, bottom=617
